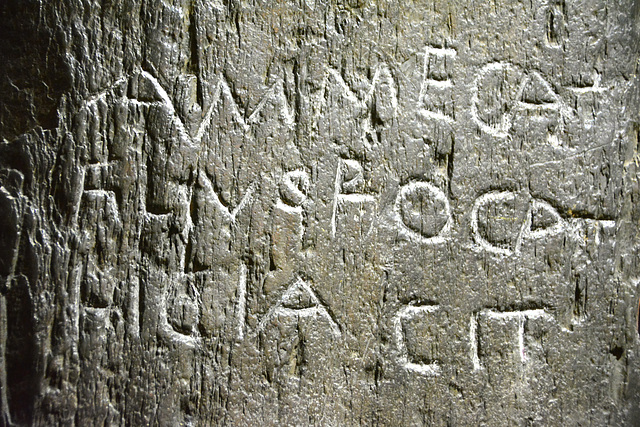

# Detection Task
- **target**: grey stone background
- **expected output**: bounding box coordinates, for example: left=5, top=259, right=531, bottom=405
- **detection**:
left=0, top=0, right=639, bottom=425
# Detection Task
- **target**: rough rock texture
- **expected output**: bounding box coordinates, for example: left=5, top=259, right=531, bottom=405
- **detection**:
left=1, top=0, right=639, bottom=425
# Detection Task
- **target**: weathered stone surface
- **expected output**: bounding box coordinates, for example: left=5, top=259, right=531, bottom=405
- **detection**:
left=0, top=0, right=639, bottom=425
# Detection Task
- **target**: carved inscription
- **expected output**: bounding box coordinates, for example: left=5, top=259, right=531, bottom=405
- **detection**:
left=259, top=277, right=340, bottom=336
left=471, top=309, right=553, bottom=370
left=53, top=31, right=627, bottom=422
left=73, top=68, right=620, bottom=366
left=471, top=63, right=569, bottom=145
left=471, top=191, right=566, bottom=255
left=394, top=182, right=451, bottom=243
left=418, top=46, right=457, bottom=124
left=568, top=72, right=608, bottom=129
left=259, top=277, right=341, bottom=382
left=6, top=1, right=633, bottom=423
left=331, top=159, right=377, bottom=239
left=265, top=171, right=310, bottom=297
left=393, top=304, right=443, bottom=376
left=471, top=63, right=521, bottom=138
left=471, top=190, right=616, bottom=256
left=371, top=64, right=398, bottom=126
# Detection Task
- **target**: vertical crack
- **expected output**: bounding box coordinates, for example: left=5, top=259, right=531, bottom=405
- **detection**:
left=188, top=0, right=203, bottom=107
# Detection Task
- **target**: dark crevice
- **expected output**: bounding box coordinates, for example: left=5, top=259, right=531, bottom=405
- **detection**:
left=268, top=248, right=277, bottom=272
left=573, top=277, right=587, bottom=318
left=399, top=297, right=439, bottom=307
left=138, top=274, right=145, bottom=339
left=408, top=354, right=439, bottom=366
left=637, top=297, right=640, bottom=340
left=491, top=300, right=550, bottom=313
left=292, top=57, right=303, bottom=139
left=184, top=235, right=194, bottom=274
left=446, top=135, right=455, bottom=199
left=293, top=326, right=306, bottom=377
left=190, top=258, right=209, bottom=274
left=610, top=346, right=624, bottom=361
left=183, top=195, right=196, bottom=273
left=5, top=276, right=36, bottom=426
left=188, top=1, right=203, bottom=107
left=546, top=2, right=566, bottom=47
